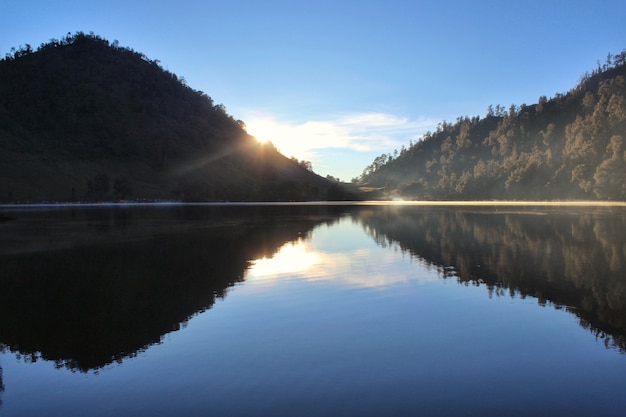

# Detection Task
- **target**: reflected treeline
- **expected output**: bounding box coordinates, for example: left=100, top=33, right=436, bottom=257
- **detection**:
left=0, top=364, right=3, bottom=408
left=356, top=206, right=626, bottom=352
left=0, top=204, right=349, bottom=372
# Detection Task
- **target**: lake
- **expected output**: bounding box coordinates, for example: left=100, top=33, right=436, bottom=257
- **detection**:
left=0, top=202, right=625, bottom=416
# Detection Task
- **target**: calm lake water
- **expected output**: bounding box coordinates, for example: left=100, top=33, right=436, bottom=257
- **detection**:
left=0, top=203, right=625, bottom=416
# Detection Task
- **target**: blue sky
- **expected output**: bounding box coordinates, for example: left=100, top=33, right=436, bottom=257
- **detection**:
left=2, top=1, right=625, bottom=181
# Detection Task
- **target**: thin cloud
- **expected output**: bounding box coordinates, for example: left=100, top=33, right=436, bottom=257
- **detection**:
left=339, top=113, right=409, bottom=127
left=245, top=112, right=439, bottom=159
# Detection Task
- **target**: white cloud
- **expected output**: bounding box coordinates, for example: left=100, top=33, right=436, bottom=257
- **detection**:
left=338, top=112, right=409, bottom=127
left=244, top=112, right=439, bottom=160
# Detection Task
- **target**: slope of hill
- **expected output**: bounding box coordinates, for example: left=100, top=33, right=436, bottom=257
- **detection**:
left=359, top=51, right=626, bottom=201
left=0, top=32, right=355, bottom=202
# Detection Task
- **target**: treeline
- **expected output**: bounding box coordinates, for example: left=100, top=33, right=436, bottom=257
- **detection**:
left=360, top=50, right=626, bottom=200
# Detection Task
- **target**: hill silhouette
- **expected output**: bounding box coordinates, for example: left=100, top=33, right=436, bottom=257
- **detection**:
left=358, top=50, right=626, bottom=201
left=0, top=32, right=356, bottom=202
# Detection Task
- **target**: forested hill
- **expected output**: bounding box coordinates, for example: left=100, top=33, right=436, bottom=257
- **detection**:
left=0, top=32, right=354, bottom=202
left=359, top=51, right=626, bottom=201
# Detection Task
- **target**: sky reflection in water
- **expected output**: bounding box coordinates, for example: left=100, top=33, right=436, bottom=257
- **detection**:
left=246, top=219, right=438, bottom=289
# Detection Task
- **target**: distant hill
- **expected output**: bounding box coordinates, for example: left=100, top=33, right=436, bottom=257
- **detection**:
left=0, top=32, right=356, bottom=202
left=358, top=51, right=626, bottom=201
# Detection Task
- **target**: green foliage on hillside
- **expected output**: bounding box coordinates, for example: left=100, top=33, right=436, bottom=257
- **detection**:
left=0, top=32, right=355, bottom=202
left=360, top=51, right=626, bottom=200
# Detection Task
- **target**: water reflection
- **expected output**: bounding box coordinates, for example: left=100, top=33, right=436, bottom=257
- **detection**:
left=247, top=240, right=321, bottom=280
left=355, top=205, right=626, bottom=351
left=246, top=220, right=434, bottom=288
left=0, top=203, right=625, bottom=376
left=0, top=364, right=4, bottom=408
left=0, top=205, right=348, bottom=372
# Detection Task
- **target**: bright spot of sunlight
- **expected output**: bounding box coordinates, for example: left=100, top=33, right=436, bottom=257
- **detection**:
left=245, top=116, right=352, bottom=160
left=244, top=234, right=439, bottom=288
left=247, top=240, right=321, bottom=280
left=247, top=118, right=273, bottom=144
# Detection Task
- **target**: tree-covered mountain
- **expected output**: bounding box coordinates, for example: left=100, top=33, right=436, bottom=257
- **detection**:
left=358, top=51, right=626, bottom=201
left=0, top=32, right=356, bottom=202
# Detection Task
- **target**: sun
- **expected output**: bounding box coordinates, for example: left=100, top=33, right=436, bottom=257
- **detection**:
left=245, top=116, right=312, bottom=158
left=245, top=118, right=276, bottom=144
left=244, top=116, right=327, bottom=161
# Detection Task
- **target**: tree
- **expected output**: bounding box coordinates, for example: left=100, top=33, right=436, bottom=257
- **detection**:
left=299, top=160, right=313, bottom=171
left=87, top=173, right=110, bottom=200
left=536, top=95, right=548, bottom=113
left=114, top=177, right=132, bottom=200
left=594, top=135, right=626, bottom=199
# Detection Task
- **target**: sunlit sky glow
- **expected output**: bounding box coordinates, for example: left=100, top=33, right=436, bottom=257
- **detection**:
left=2, top=0, right=625, bottom=180
left=245, top=112, right=438, bottom=168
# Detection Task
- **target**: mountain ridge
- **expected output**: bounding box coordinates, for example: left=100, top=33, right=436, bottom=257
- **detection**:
left=0, top=32, right=356, bottom=203
left=3, top=33, right=624, bottom=202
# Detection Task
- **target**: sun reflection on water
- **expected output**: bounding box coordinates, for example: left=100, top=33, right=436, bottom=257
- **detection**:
left=245, top=223, right=439, bottom=289
left=246, top=240, right=321, bottom=280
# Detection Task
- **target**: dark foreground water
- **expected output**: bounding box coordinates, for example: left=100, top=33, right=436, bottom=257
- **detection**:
left=0, top=203, right=625, bottom=416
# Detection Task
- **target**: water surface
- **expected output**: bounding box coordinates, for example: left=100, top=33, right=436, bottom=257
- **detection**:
left=0, top=203, right=625, bottom=416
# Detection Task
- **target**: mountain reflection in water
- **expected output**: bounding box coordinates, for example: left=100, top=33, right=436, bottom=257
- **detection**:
left=357, top=205, right=626, bottom=351
left=0, top=204, right=347, bottom=371
left=0, top=203, right=624, bottom=376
